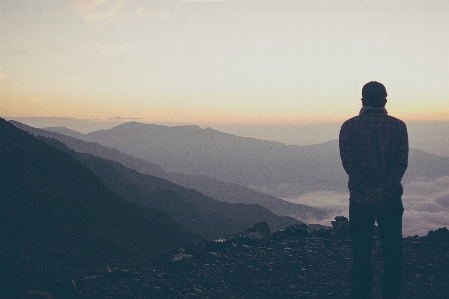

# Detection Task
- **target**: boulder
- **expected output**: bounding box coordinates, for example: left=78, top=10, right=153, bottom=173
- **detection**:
left=247, top=222, right=271, bottom=238
left=427, top=227, right=449, bottom=241
left=425, top=227, right=449, bottom=248
left=308, top=224, right=332, bottom=234
left=284, top=222, right=309, bottom=237
left=331, top=216, right=349, bottom=234
left=309, top=224, right=333, bottom=238
left=334, top=216, right=348, bottom=222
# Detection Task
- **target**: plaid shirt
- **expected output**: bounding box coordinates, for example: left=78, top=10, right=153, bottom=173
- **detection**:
left=339, top=107, right=409, bottom=208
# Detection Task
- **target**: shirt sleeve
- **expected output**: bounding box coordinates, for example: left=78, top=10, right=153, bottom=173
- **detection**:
left=375, top=124, right=409, bottom=194
left=339, top=123, right=373, bottom=195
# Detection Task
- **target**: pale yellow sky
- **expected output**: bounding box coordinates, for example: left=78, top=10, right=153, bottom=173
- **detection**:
left=1, top=0, right=448, bottom=124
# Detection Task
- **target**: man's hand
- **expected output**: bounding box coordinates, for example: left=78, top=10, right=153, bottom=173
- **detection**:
left=362, top=190, right=385, bottom=209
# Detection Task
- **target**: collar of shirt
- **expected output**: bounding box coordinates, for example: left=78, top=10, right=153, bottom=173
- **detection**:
left=359, top=106, right=388, bottom=115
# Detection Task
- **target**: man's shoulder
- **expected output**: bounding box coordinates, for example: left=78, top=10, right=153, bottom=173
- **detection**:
left=342, top=114, right=406, bottom=127
left=343, top=115, right=360, bottom=125
left=341, top=115, right=359, bottom=126
left=340, top=115, right=362, bottom=130
left=386, top=115, right=407, bottom=126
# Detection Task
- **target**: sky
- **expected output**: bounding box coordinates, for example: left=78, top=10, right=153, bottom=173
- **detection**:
left=1, top=0, right=449, bottom=124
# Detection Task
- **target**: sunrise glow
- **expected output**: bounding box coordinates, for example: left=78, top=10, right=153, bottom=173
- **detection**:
left=1, top=0, right=448, bottom=123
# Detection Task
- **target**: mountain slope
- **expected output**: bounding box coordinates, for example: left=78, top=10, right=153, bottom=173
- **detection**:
left=0, top=118, right=198, bottom=295
left=83, top=122, right=344, bottom=196
left=40, top=137, right=300, bottom=239
left=165, top=172, right=327, bottom=221
left=11, top=121, right=325, bottom=221
left=10, top=120, right=166, bottom=177
left=42, top=125, right=86, bottom=139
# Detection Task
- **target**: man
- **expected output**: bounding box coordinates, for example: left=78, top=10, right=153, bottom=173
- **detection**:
left=339, top=81, right=408, bottom=299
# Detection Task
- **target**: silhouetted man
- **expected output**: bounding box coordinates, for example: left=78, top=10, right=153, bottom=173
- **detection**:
left=339, top=81, right=408, bottom=299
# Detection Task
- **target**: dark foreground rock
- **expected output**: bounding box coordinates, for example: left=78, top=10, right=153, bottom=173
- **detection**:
left=15, top=226, right=448, bottom=299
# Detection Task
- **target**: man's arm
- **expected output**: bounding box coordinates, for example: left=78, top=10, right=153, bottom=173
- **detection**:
left=339, top=123, right=373, bottom=195
left=375, top=125, right=409, bottom=194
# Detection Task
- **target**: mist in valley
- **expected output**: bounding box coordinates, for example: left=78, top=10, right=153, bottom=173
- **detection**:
left=282, top=176, right=449, bottom=237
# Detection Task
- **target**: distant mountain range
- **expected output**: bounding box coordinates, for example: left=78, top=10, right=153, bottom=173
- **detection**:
left=40, top=125, right=87, bottom=140
left=42, top=136, right=300, bottom=239
left=11, top=121, right=166, bottom=177
left=8, top=119, right=305, bottom=237
left=10, top=117, right=449, bottom=158
left=44, top=121, right=449, bottom=198
left=0, top=118, right=198, bottom=295
left=12, top=120, right=325, bottom=221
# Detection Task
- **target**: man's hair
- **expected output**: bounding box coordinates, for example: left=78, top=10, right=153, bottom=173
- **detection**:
left=362, top=81, right=387, bottom=107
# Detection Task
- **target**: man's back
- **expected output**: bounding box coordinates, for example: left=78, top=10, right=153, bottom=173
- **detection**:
left=339, top=107, right=408, bottom=208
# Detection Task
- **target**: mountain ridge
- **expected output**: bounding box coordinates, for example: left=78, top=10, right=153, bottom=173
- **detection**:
left=39, top=135, right=300, bottom=239
left=13, top=120, right=325, bottom=221
left=79, top=121, right=449, bottom=198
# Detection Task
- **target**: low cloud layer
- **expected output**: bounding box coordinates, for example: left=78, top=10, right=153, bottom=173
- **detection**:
left=402, top=176, right=449, bottom=236
left=283, top=176, right=449, bottom=237
left=283, top=191, right=349, bottom=231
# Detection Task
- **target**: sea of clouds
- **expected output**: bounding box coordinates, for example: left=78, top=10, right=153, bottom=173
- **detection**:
left=283, top=176, right=449, bottom=237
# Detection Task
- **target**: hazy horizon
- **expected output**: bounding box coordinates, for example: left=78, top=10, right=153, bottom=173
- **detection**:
left=7, top=116, right=449, bottom=158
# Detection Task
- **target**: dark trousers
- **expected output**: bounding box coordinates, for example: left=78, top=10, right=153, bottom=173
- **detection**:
left=349, top=198, right=404, bottom=299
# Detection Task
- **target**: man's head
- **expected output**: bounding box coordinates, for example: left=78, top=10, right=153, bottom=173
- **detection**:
left=361, top=81, right=387, bottom=107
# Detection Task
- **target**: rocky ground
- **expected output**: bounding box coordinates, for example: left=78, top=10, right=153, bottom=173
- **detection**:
left=25, top=224, right=449, bottom=299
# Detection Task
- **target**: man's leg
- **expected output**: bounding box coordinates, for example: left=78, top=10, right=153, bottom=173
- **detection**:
left=377, top=199, right=404, bottom=299
left=349, top=200, right=376, bottom=299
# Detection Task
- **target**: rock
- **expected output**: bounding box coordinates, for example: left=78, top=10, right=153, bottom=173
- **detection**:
left=271, top=230, right=288, bottom=240
left=247, top=222, right=271, bottom=238
left=239, top=232, right=266, bottom=244
left=172, top=254, right=193, bottom=262
left=334, top=216, right=348, bottom=222
left=308, top=224, right=332, bottom=234
left=205, top=239, right=234, bottom=251
left=170, top=254, right=195, bottom=270
left=310, top=227, right=333, bottom=238
left=284, top=222, right=309, bottom=237
left=208, top=222, right=273, bottom=245
left=331, top=220, right=349, bottom=233
left=332, top=216, right=349, bottom=234
left=425, top=227, right=449, bottom=248
left=427, top=227, right=449, bottom=241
